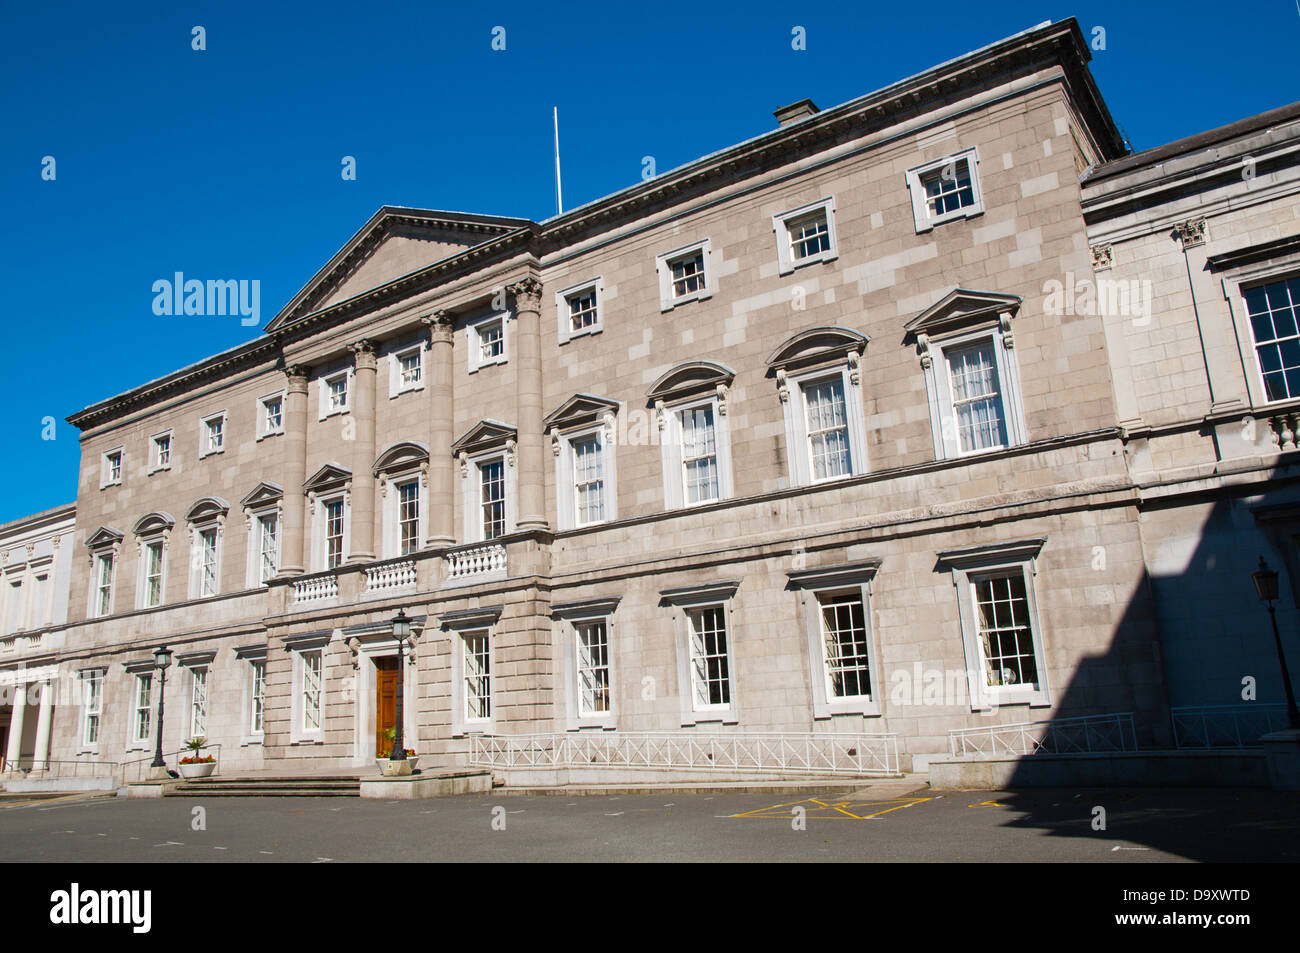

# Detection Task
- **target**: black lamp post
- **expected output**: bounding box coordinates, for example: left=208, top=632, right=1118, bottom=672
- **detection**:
left=151, top=645, right=173, bottom=769
left=1252, top=557, right=1300, bottom=730
left=388, top=610, right=411, bottom=761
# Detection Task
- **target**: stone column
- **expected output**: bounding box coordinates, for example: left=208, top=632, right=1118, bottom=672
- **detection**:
left=32, top=680, right=52, bottom=770
left=280, top=364, right=311, bottom=574
left=509, top=277, right=548, bottom=532
left=5, top=681, right=26, bottom=766
left=348, top=339, right=379, bottom=563
left=422, top=310, right=457, bottom=548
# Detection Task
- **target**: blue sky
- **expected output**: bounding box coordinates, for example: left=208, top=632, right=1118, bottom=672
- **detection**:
left=1, top=1, right=1296, bottom=523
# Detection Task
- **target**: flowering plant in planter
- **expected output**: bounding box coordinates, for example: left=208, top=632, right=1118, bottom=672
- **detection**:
left=181, top=736, right=216, bottom=764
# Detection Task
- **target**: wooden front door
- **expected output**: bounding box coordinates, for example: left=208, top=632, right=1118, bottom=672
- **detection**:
left=375, top=657, right=399, bottom=757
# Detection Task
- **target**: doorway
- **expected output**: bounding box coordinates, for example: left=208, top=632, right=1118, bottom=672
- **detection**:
left=375, top=656, right=399, bottom=758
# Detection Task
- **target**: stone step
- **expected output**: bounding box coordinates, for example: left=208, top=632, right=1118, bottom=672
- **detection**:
left=164, top=776, right=363, bottom=797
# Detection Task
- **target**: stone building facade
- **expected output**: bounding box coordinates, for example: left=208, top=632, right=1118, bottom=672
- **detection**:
left=1082, top=101, right=1300, bottom=722
left=28, top=18, right=1294, bottom=783
left=0, top=504, right=76, bottom=771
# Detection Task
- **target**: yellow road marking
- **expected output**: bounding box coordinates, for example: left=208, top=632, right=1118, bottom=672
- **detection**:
left=730, top=795, right=934, bottom=819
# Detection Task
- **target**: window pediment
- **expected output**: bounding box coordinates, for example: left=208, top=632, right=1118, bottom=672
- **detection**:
left=645, top=362, right=736, bottom=404
left=450, top=419, right=517, bottom=457
left=372, top=440, right=430, bottom=477
left=302, top=462, right=352, bottom=494
left=937, top=537, right=1046, bottom=571
left=132, top=512, right=175, bottom=538
left=903, top=288, right=1021, bottom=339
left=542, top=394, right=620, bottom=432
left=240, top=481, right=284, bottom=510
left=85, top=526, right=123, bottom=550
left=185, top=496, right=230, bottom=523
left=765, top=327, right=868, bottom=374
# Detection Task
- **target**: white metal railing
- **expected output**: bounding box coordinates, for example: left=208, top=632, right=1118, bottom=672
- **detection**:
left=1170, top=704, right=1288, bottom=749
left=949, top=712, right=1138, bottom=757
left=469, top=731, right=901, bottom=777
left=445, top=544, right=506, bottom=582
left=365, top=559, right=417, bottom=593
left=291, top=572, right=338, bottom=604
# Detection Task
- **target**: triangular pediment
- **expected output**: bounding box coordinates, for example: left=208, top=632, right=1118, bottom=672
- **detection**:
left=903, top=288, right=1022, bottom=337
left=85, top=526, right=123, bottom=550
left=450, top=420, right=517, bottom=456
left=302, top=463, right=353, bottom=493
left=542, top=394, right=621, bottom=431
left=185, top=496, right=230, bottom=523
left=132, top=511, right=176, bottom=537
left=765, top=326, right=869, bottom=372
left=645, top=362, right=736, bottom=403
left=266, top=208, right=532, bottom=333
left=373, top=441, right=430, bottom=476
left=239, top=481, right=284, bottom=510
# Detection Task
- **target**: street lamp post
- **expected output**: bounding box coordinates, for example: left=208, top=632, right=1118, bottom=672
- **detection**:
left=389, top=610, right=411, bottom=761
left=151, top=645, right=173, bottom=772
left=1252, top=557, right=1300, bottom=730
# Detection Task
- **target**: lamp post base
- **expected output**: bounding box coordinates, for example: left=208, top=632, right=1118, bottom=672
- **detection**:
left=147, top=765, right=171, bottom=781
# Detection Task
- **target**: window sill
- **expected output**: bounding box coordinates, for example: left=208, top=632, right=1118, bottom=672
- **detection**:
left=468, top=358, right=508, bottom=374
left=916, top=206, right=984, bottom=233
left=660, top=289, right=710, bottom=313
left=390, top=384, right=425, bottom=399
left=146, top=465, right=171, bottom=476
left=783, top=250, right=839, bottom=275
left=559, top=325, right=602, bottom=345
left=318, top=408, right=350, bottom=421
left=240, top=735, right=265, bottom=747
left=816, top=700, right=883, bottom=719
left=98, top=481, right=122, bottom=491
left=256, top=430, right=284, bottom=442
left=199, top=449, right=225, bottom=459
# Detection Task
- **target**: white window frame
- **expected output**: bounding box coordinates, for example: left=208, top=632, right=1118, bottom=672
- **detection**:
left=90, top=549, right=117, bottom=618
left=661, top=581, right=741, bottom=726
left=137, top=537, right=168, bottom=610
left=187, top=665, right=209, bottom=739
left=659, top=394, right=734, bottom=509
left=554, top=423, right=618, bottom=531
left=189, top=521, right=223, bottom=600
left=148, top=431, right=172, bottom=474
left=655, top=238, right=713, bottom=312
left=318, top=369, right=353, bottom=420
left=555, top=277, right=604, bottom=344
left=554, top=598, right=621, bottom=731
left=1220, top=257, right=1300, bottom=410
left=779, top=364, right=868, bottom=487
left=906, top=147, right=984, bottom=232
left=773, top=197, right=838, bottom=275
left=235, top=647, right=267, bottom=745
left=789, top=561, right=882, bottom=719
left=100, top=447, right=124, bottom=489
left=940, top=539, right=1051, bottom=711
left=462, top=451, right=515, bottom=543
left=28, top=568, right=50, bottom=630
left=257, top=390, right=285, bottom=440
left=79, top=669, right=105, bottom=751
left=922, top=323, right=1027, bottom=460
left=127, top=669, right=153, bottom=750
left=389, top=343, right=425, bottom=397
left=246, top=506, right=281, bottom=587
left=383, top=472, right=426, bottom=559
left=285, top=634, right=329, bottom=744
left=4, top=575, right=23, bottom=635
left=467, top=312, right=509, bottom=373
left=313, top=491, right=350, bottom=571
left=199, top=411, right=226, bottom=458
left=451, top=629, right=495, bottom=736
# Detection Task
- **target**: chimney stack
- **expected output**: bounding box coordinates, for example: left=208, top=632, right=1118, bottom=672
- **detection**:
left=774, top=99, right=820, bottom=128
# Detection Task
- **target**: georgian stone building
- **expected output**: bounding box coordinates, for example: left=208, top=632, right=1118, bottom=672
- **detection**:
left=41, top=16, right=1286, bottom=783
left=0, top=504, right=75, bottom=771
left=1081, top=101, right=1300, bottom=724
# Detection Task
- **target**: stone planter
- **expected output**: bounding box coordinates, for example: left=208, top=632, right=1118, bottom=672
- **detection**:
left=178, top=761, right=217, bottom=780
left=377, top=757, right=419, bottom=777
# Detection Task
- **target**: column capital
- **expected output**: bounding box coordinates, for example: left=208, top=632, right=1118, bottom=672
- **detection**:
left=1174, top=218, right=1208, bottom=249
left=421, top=309, right=456, bottom=345
left=350, top=338, right=380, bottom=370
left=285, top=363, right=312, bottom=393
left=507, top=277, right=544, bottom=312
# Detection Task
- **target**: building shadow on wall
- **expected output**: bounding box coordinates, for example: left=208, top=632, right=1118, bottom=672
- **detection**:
left=990, top=455, right=1300, bottom=860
